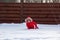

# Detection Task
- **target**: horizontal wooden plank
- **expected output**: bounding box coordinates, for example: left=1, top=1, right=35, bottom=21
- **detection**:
left=0, top=8, right=21, bottom=11
left=33, top=19, right=59, bottom=21
left=37, top=22, right=60, bottom=24
left=0, top=3, right=21, bottom=7
left=23, top=8, right=60, bottom=11
left=23, top=5, right=59, bottom=8
left=23, top=12, right=60, bottom=15
left=0, top=13, right=20, bottom=15
left=0, top=6, right=21, bottom=8
left=23, top=3, right=60, bottom=6
left=0, top=20, right=21, bottom=23
left=22, top=17, right=59, bottom=21
left=23, top=15, right=60, bottom=18
left=0, top=14, right=20, bottom=18
left=0, top=11, right=20, bottom=13
left=0, top=18, right=20, bottom=20
left=23, top=10, right=60, bottom=12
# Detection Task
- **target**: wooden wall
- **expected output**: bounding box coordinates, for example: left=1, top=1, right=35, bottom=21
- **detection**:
left=0, top=3, right=60, bottom=24
left=0, top=3, right=21, bottom=23
left=22, top=3, right=60, bottom=24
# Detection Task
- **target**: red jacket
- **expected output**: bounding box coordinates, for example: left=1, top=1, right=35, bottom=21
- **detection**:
left=26, top=21, right=38, bottom=29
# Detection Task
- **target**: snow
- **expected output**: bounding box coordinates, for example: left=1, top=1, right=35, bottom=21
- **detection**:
left=0, top=23, right=60, bottom=40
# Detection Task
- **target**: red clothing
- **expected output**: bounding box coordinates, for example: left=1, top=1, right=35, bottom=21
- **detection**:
left=26, top=21, right=38, bottom=29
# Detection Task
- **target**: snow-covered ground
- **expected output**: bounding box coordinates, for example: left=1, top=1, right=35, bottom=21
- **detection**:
left=0, top=23, right=60, bottom=40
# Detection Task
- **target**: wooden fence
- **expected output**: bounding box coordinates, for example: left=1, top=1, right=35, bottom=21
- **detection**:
left=0, top=3, right=60, bottom=24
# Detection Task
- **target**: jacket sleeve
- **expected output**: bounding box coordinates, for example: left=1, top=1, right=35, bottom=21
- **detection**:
left=34, top=22, right=38, bottom=29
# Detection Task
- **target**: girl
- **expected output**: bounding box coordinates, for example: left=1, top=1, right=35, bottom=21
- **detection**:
left=25, top=16, right=38, bottom=29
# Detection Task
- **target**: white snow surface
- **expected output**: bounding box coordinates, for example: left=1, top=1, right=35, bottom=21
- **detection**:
left=0, top=23, right=60, bottom=40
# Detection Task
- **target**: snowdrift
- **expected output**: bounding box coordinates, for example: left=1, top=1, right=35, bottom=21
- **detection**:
left=0, top=23, right=60, bottom=40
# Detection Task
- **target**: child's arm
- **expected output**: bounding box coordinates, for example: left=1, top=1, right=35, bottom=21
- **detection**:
left=34, top=22, right=38, bottom=29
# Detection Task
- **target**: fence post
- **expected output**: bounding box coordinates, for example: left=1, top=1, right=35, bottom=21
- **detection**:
left=20, top=0, right=24, bottom=23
